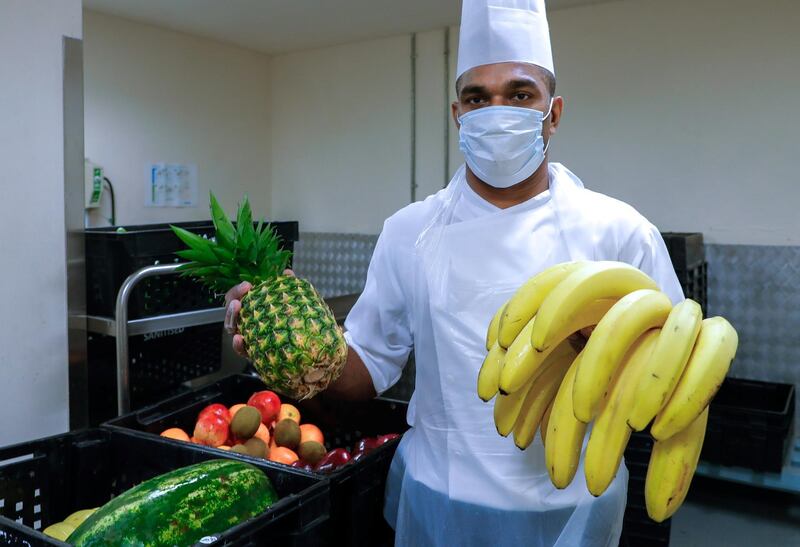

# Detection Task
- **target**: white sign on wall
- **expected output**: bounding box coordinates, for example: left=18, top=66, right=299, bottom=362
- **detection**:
left=145, top=162, right=198, bottom=207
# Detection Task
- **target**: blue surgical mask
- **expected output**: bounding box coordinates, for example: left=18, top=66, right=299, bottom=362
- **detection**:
left=458, top=100, right=553, bottom=188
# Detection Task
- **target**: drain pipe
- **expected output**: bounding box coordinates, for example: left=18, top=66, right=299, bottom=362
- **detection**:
left=410, top=32, right=418, bottom=203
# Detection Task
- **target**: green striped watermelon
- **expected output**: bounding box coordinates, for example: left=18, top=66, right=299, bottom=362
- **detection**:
left=67, top=459, right=278, bottom=546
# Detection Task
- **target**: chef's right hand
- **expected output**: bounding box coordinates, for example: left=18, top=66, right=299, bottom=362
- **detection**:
left=224, top=281, right=252, bottom=357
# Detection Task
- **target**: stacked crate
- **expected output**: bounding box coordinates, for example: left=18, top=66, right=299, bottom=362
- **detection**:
left=84, top=221, right=298, bottom=425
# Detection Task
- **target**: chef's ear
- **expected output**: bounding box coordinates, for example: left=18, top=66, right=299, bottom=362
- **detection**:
left=451, top=101, right=461, bottom=130
left=547, top=96, right=564, bottom=136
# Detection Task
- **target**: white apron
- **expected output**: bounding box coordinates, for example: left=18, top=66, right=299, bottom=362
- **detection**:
left=384, top=165, right=627, bottom=546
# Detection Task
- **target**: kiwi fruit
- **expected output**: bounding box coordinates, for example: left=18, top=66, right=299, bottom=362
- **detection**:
left=298, top=441, right=326, bottom=465
left=230, top=444, right=249, bottom=455
left=230, top=406, right=261, bottom=439
left=274, top=418, right=301, bottom=449
left=244, top=437, right=268, bottom=458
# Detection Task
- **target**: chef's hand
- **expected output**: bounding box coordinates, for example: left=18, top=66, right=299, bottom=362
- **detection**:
left=224, top=270, right=294, bottom=357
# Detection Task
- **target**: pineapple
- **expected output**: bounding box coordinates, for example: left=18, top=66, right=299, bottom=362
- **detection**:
left=172, top=194, right=347, bottom=399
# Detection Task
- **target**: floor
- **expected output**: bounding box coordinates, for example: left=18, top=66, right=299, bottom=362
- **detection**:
left=670, top=476, right=800, bottom=546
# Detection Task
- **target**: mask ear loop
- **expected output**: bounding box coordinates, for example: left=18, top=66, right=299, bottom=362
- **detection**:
left=542, top=97, right=555, bottom=154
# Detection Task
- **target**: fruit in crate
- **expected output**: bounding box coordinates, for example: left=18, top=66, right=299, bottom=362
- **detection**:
left=477, top=260, right=738, bottom=521
left=43, top=522, right=76, bottom=541
left=160, top=427, right=190, bottom=442
left=67, top=460, right=278, bottom=547
left=193, top=413, right=230, bottom=447
left=274, top=418, right=302, bottom=449
left=230, top=405, right=262, bottom=439
left=269, top=446, right=299, bottom=465
left=64, top=508, right=98, bottom=527
left=299, top=423, right=324, bottom=445
left=254, top=423, right=271, bottom=445
left=248, top=390, right=282, bottom=424
left=244, top=437, right=269, bottom=458
left=172, top=194, right=347, bottom=399
left=298, top=441, right=327, bottom=465
left=229, top=403, right=247, bottom=417
left=198, top=403, right=232, bottom=424
left=279, top=403, right=301, bottom=423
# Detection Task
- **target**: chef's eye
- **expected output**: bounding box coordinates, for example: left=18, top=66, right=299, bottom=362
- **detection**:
left=467, top=96, right=486, bottom=105
left=513, top=92, right=531, bottom=101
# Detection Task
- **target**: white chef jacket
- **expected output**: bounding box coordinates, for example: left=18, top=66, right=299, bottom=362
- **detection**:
left=345, top=163, right=684, bottom=397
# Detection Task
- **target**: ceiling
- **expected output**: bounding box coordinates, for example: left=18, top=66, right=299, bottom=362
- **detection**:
left=83, top=0, right=614, bottom=55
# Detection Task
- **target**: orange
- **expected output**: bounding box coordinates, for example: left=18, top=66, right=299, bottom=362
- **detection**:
left=160, top=428, right=190, bottom=442
left=254, top=423, right=271, bottom=445
left=299, top=423, right=324, bottom=445
left=278, top=404, right=301, bottom=424
left=217, top=445, right=231, bottom=451
left=229, top=403, right=247, bottom=417
left=269, top=446, right=299, bottom=465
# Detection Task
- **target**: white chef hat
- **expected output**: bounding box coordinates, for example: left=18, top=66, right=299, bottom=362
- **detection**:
left=456, top=0, right=555, bottom=80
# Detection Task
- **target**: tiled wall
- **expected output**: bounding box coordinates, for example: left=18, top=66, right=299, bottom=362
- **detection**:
left=293, top=232, right=378, bottom=299
left=705, top=244, right=800, bottom=434
left=295, top=233, right=800, bottom=427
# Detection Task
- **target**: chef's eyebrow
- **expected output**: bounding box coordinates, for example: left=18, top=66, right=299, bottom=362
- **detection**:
left=506, top=77, right=540, bottom=90
left=459, top=77, right=541, bottom=97
left=460, top=83, right=488, bottom=96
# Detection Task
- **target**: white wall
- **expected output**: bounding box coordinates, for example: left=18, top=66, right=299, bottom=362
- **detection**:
left=547, top=0, right=800, bottom=245
left=270, top=0, right=798, bottom=245
left=83, top=11, right=272, bottom=226
left=270, top=35, right=413, bottom=234
left=0, top=0, right=82, bottom=446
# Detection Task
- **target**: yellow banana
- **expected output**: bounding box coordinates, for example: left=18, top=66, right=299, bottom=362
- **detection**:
left=498, top=262, right=588, bottom=348
left=628, top=299, right=704, bottom=431
left=494, top=377, right=533, bottom=437
left=584, top=329, right=660, bottom=496
left=540, top=399, right=553, bottom=446
left=486, top=302, right=508, bottom=351
left=531, top=262, right=659, bottom=353
left=499, top=298, right=617, bottom=395
left=645, top=406, right=709, bottom=522
left=545, top=351, right=588, bottom=489
left=513, top=342, right=577, bottom=450
left=499, top=315, right=537, bottom=394
left=477, top=342, right=507, bottom=402
left=651, top=317, right=738, bottom=440
left=573, top=289, right=672, bottom=422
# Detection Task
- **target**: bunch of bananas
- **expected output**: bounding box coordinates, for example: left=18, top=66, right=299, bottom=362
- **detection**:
left=478, top=261, right=738, bottom=522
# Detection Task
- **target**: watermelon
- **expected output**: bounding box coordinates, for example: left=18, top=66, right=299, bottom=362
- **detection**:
left=67, top=459, right=278, bottom=546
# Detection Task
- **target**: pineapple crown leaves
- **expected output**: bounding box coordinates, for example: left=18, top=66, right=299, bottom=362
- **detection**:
left=170, top=192, right=291, bottom=293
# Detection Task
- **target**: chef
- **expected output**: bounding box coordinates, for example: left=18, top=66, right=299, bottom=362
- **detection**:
left=226, top=0, right=683, bottom=545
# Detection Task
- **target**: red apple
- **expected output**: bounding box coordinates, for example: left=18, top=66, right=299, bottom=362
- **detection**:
left=247, top=391, right=282, bottom=424
left=193, top=414, right=229, bottom=447
left=198, top=403, right=231, bottom=424
left=376, top=433, right=400, bottom=446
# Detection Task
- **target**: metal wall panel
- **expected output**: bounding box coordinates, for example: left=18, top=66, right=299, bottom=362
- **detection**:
left=293, top=232, right=378, bottom=298
left=706, top=244, right=800, bottom=434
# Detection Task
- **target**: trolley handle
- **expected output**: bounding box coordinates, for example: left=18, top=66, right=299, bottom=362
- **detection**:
left=115, top=263, right=185, bottom=416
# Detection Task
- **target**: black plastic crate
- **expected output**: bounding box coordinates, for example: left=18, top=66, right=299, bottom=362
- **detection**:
left=619, top=528, right=670, bottom=547
left=86, top=221, right=299, bottom=319
left=676, top=262, right=708, bottom=314
left=620, top=430, right=672, bottom=547
left=700, top=378, right=795, bottom=472
left=619, top=487, right=671, bottom=547
left=0, top=428, right=329, bottom=546
left=104, top=374, right=409, bottom=547
left=625, top=431, right=654, bottom=464
left=661, top=232, right=705, bottom=271
left=86, top=323, right=223, bottom=426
